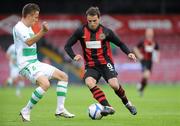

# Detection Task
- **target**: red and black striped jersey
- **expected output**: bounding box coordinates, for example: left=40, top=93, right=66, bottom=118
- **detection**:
left=65, top=24, right=131, bottom=67
left=137, top=39, right=159, bottom=61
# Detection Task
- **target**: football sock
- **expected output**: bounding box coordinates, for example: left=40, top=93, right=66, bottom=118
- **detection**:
left=90, top=86, right=110, bottom=106
left=114, top=85, right=128, bottom=105
left=25, top=86, right=45, bottom=110
left=56, top=81, right=68, bottom=110
left=140, top=78, right=147, bottom=92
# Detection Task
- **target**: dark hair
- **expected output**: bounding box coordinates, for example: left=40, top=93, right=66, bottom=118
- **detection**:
left=86, top=6, right=100, bottom=18
left=22, top=3, right=40, bottom=17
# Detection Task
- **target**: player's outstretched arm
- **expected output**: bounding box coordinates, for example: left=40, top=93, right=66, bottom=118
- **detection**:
left=26, top=22, right=48, bottom=46
left=107, top=29, right=131, bottom=55
left=64, top=38, right=76, bottom=60
left=64, top=27, right=82, bottom=59
left=133, top=47, right=143, bottom=61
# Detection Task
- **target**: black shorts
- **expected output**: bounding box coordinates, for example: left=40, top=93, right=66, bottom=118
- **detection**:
left=141, top=60, right=152, bottom=71
left=84, top=63, right=118, bottom=83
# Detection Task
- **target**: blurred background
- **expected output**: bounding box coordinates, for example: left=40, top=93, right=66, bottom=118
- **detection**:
left=0, top=0, right=180, bottom=85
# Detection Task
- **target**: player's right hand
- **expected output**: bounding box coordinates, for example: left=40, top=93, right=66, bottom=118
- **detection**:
left=74, top=54, right=83, bottom=61
left=128, top=53, right=137, bottom=62
left=42, top=21, right=49, bottom=33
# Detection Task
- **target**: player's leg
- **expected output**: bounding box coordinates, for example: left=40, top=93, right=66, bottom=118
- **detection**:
left=39, top=62, right=74, bottom=118
left=51, top=68, right=75, bottom=118
left=85, top=68, right=110, bottom=106
left=108, top=78, right=137, bottom=115
left=20, top=75, right=50, bottom=121
left=6, top=65, right=15, bottom=86
left=6, top=77, right=13, bottom=86
left=101, top=63, right=126, bottom=104
left=19, top=62, right=50, bottom=121
left=12, top=67, right=25, bottom=97
left=138, top=60, right=152, bottom=95
left=84, top=68, right=114, bottom=116
left=102, top=63, right=137, bottom=115
left=139, top=69, right=150, bottom=92
left=13, top=76, right=23, bottom=97
left=108, top=78, right=128, bottom=105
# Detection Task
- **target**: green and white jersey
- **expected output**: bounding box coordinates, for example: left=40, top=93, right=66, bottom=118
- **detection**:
left=13, top=21, right=37, bottom=70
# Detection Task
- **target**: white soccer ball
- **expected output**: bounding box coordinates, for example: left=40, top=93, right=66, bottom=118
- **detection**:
left=88, top=103, right=103, bottom=120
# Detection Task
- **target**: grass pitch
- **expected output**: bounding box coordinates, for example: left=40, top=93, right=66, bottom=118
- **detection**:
left=0, top=84, right=180, bottom=126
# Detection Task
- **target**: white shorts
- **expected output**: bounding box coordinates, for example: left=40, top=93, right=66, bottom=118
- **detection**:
left=19, top=61, right=56, bottom=84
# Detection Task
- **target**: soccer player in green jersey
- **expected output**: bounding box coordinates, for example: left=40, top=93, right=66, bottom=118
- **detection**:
left=13, top=3, right=75, bottom=121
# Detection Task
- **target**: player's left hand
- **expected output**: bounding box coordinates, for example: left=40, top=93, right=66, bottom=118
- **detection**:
left=128, top=53, right=137, bottom=62
left=42, top=21, right=49, bottom=33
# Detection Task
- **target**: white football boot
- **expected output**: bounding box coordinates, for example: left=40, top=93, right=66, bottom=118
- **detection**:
left=20, top=107, right=31, bottom=121
left=55, top=108, right=75, bottom=118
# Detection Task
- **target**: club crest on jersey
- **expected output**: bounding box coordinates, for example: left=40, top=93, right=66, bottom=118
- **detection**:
left=99, top=33, right=106, bottom=40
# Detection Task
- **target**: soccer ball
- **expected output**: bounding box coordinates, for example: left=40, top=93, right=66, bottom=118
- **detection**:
left=88, top=103, right=103, bottom=120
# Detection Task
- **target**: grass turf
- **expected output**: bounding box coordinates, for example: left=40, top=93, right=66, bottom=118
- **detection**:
left=0, top=84, right=180, bottom=126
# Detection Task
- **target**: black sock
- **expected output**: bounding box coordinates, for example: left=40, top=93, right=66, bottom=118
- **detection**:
left=140, top=78, right=147, bottom=91
left=90, top=86, right=110, bottom=106
left=114, top=86, right=128, bottom=105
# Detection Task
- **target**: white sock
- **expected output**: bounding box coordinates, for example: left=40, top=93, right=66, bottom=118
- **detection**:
left=56, top=81, right=68, bottom=112
left=25, top=87, right=45, bottom=110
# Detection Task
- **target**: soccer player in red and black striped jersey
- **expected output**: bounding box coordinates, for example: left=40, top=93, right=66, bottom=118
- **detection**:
left=65, top=7, right=137, bottom=116
left=134, top=28, right=160, bottom=96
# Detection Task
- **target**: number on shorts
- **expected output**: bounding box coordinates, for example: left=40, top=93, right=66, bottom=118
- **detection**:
left=107, top=63, right=114, bottom=71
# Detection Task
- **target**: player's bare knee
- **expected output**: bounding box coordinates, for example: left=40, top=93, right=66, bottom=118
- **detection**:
left=143, top=74, right=150, bottom=79
left=108, top=78, right=119, bottom=90
left=37, top=79, right=50, bottom=91
left=109, top=83, right=119, bottom=90
left=53, top=69, right=68, bottom=82
left=61, top=72, right=68, bottom=82
left=143, top=70, right=150, bottom=78
left=41, top=82, right=50, bottom=91
left=85, top=78, right=96, bottom=88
